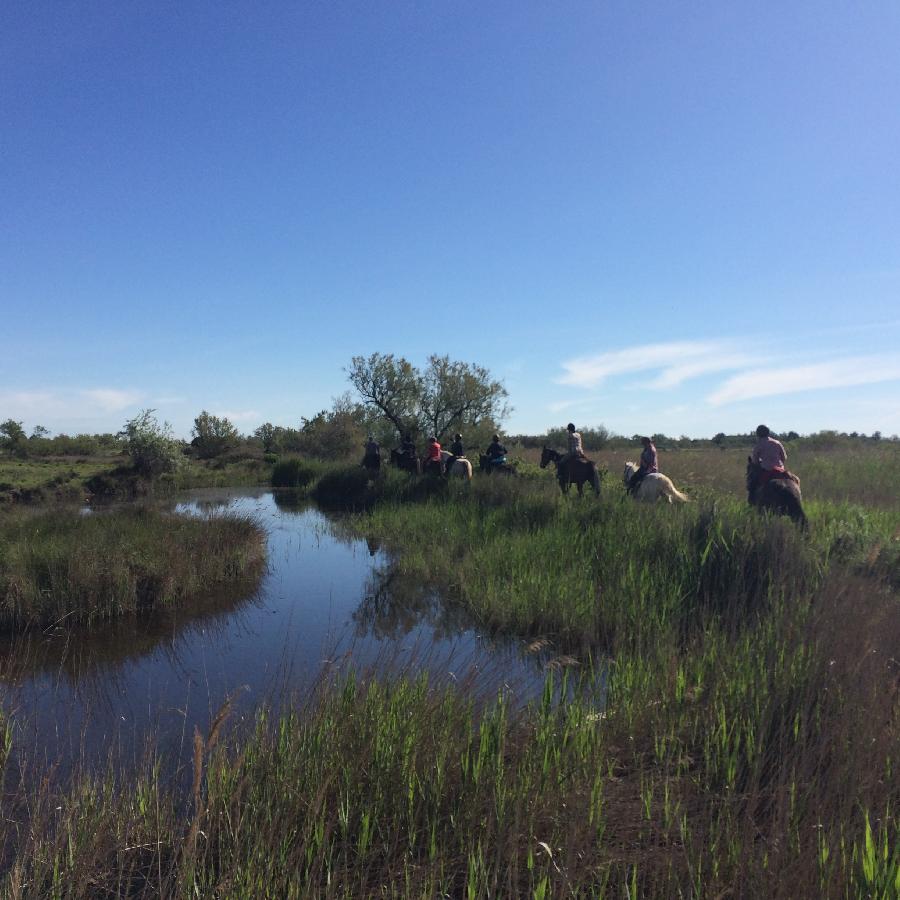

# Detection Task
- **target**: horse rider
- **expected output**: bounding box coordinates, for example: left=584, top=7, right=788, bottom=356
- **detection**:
left=627, top=436, right=658, bottom=495
left=444, top=432, right=464, bottom=476
left=362, top=433, right=381, bottom=469
left=559, top=423, right=586, bottom=476
left=424, top=436, right=443, bottom=475
left=400, top=433, right=417, bottom=462
left=485, top=434, right=508, bottom=468
left=748, top=424, right=791, bottom=502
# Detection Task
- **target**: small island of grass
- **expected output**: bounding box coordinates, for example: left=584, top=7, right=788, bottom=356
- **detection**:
left=0, top=507, right=266, bottom=632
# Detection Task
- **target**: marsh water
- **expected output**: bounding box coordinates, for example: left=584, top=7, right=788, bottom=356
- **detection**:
left=1, top=489, right=553, bottom=774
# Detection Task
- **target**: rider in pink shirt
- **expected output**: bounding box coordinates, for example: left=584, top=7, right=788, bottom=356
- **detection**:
left=424, top=436, right=443, bottom=475
left=749, top=425, right=792, bottom=501
left=751, top=426, right=786, bottom=472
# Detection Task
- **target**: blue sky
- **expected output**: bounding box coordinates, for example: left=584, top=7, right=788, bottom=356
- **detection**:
left=2, top=2, right=899, bottom=439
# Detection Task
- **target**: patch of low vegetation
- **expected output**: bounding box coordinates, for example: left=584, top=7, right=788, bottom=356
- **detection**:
left=0, top=507, right=266, bottom=631
left=271, top=456, right=321, bottom=489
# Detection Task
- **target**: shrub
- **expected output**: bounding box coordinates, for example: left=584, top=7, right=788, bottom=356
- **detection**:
left=271, top=457, right=318, bottom=488
left=311, top=465, right=371, bottom=508
left=118, top=410, right=182, bottom=477
left=191, top=411, right=240, bottom=459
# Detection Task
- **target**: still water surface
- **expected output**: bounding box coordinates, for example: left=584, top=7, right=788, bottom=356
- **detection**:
left=1, top=490, right=549, bottom=771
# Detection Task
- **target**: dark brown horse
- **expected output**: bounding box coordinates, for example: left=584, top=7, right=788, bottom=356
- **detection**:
left=540, top=447, right=602, bottom=496
left=362, top=452, right=381, bottom=478
left=746, top=457, right=807, bottom=528
left=390, top=448, right=421, bottom=475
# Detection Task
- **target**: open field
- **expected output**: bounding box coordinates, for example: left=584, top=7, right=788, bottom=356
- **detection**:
left=0, top=444, right=898, bottom=896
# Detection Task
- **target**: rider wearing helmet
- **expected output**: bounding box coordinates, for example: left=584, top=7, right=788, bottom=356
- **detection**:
left=444, top=432, right=465, bottom=477
left=400, top=433, right=416, bottom=461
left=485, top=433, right=508, bottom=468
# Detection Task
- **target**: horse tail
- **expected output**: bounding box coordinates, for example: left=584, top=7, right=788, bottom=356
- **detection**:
left=657, top=476, right=688, bottom=503
left=591, top=465, right=601, bottom=495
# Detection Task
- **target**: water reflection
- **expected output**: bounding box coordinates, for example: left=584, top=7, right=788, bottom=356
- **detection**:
left=355, top=567, right=482, bottom=643
left=0, top=490, right=561, bottom=774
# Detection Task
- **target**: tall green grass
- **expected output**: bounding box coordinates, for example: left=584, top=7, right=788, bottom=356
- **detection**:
left=5, top=582, right=897, bottom=899
left=0, top=507, right=265, bottom=630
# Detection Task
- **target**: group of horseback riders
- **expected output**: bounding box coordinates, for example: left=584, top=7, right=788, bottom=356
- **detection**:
left=362, top=431, right=509, bottom=477
left=363, top=422, right=797, bottom=500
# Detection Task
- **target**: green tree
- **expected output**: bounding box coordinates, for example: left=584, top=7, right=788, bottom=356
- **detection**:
left=118, top=409, right=182, bottom=476
left=30, top=425, right=50, bottom=440
left=347, top=352, right=509, bottom=442
left=191, top=411, right=240, bottom=459
left=347, top=353, right=421, bottom=439
left=295, top=394, right=369, bottom=460
left=0, top=419, right=27, bottom=456
left=419, top=355, right=509, bottom=441
left=254, top=422, right=278, bottom=453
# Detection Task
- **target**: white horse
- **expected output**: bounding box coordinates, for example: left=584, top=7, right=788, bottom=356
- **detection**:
left=441, top=450, right=473, bottom=480
left=623, top=462, right=689, bottom=504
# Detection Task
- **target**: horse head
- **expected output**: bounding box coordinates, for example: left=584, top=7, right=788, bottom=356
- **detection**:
left=623, top=461, right=637, bottom=484
left=745, top=455, right=759, bottom=493
left=539, top=446, right=557, bottom=469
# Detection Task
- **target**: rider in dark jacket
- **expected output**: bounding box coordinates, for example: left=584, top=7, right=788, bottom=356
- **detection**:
left=363, top=434, right=381, bottom=469
left=444, top=432, right=464, bottom=477
left=485, top=435, right=507, bottom=467
left=400, top=433, right=416, bottom=461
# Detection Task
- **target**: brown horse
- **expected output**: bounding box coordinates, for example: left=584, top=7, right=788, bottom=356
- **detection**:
left=362, top=452, right=381, bottom=478
left=746, top=457, right=807, bottom=528
left=540, top=447, right=602, bottom=496
left=390, top=448, right=421, bottom=475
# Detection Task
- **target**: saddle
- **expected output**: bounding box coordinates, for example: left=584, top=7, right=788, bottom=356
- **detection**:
left=758, top=468, right=800, bottom=488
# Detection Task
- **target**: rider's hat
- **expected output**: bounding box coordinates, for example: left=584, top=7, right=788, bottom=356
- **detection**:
left=756, top=424, right=770, bottom=438
left=428, top=435, right=437, bottom=443
left=567, top=423, right=575, bottom=431
left=454, top=432, right=462, bottom=440
left=492, top=434, right=500, bottom=442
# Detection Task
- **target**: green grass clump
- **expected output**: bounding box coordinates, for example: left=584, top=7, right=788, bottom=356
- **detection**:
left=271, top=456, right=320, bottom=488
left=0, top=507, right=266, bottom=630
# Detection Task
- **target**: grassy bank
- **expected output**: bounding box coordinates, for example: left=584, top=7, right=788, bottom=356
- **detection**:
left=0, top=507, right=265, bottom=631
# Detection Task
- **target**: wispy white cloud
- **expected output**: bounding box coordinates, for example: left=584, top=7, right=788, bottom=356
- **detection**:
left=708, top=356, right=900, bottom=406
left=558, top=340, right=757, bottom=389
left=547, top=399, right=580, bottom=413
left=0, top=387, right=144, bottom=422
left=80, top=388, right=144, bottom=412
